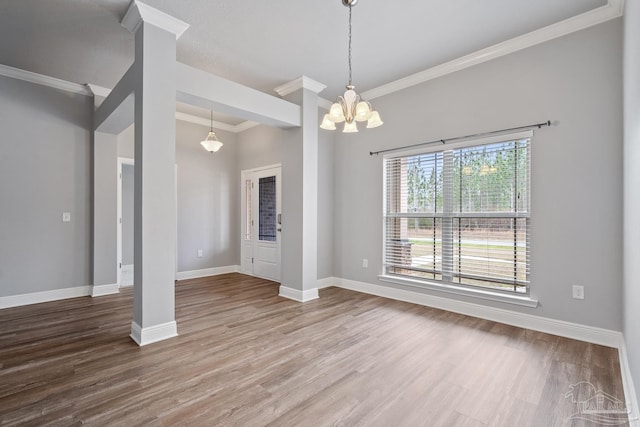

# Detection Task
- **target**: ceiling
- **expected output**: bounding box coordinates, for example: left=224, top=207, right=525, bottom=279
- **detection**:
left=0, top=0, right=608, bottom=125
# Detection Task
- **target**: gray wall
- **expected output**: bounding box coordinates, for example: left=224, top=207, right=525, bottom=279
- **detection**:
left=623, top=1, right=640, bottom=403
left=117, top=120, right=239, bottom=272
left=333, top=19, right=623, bottom=330
left=0, top=75, right=92, bottom=297
left=121, top=164, right=134, bottom=265
left=317, top=115, right=334, bottom=280
left=237, top=125, right=283, bottom=171
left=176, top=120, right=238, bottom=271
left=236, top=121, right=334, bottom=280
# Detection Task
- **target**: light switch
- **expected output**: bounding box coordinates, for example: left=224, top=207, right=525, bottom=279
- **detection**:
left=197, top=249, right=203, bottom=258
left=62, top=212, right=71, bottom=222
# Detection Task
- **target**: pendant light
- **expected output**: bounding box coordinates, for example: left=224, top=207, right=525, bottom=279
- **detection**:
left=320, top=0, right=383, bottom=133
left=201, top=110, right=223, bottom=153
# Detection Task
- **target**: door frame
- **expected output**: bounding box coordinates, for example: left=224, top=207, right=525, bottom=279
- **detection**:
left=240, top=163, right=282, bottom=280
left=117, top=158, right=178, bottom=287
left=117, top=157, right=135, bottom=287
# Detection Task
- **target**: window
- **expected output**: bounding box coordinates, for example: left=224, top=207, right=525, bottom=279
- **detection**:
left=258, top=176, right=277, bottom=242
left=383, top=132, right=531, bottom=294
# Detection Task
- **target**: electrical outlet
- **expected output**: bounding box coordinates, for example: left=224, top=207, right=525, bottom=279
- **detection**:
left=362, top=258, right=368, bottom=268
left=62, top=212, right=71, bottom=222
left=572, top=285, right=584, bottom=300
left=197, top=249, right=203, bottom=258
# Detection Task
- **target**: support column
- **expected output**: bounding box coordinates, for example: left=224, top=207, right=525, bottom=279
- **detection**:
left=276, top=77, right=326, bottom=302
left=122, top=1, right=188, bottom=346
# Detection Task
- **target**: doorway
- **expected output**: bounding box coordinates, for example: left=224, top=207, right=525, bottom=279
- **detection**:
left=117, top=158, right=178, bottom=287
left=117, top=158, right=135, bottom=287
left=241, top=164, right=282, bottom=282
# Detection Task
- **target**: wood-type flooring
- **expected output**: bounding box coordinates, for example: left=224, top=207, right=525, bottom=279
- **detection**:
left=0, top=273, right=628, bottom=426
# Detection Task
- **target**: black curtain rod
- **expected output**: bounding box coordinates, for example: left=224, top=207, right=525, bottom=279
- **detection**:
left=369, top=120, right=552, bottom=156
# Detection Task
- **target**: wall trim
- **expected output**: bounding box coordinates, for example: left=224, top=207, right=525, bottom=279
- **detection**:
left=121, top=0, right=189, bottom=39
left=0, top=63, right=92, bottom=96
left=317, top=277, right=336, bottom=289
left=130, top=320, right=178, bottom=346
left=91, top=283, right=120, bottom=297
left=325, top=276, right=638, bottom=421
left=176, top=265, right=240, bottom=281
left=362, top=0, right=624, bottom=100
left=234, top=120, right=260, bottom=133
left=330, top=277, right=622, bottom=348
left=278, top=285, right=319, bottom=303
left=4, top=1, right=623, bottom=119
left=175, top=111, right=238, bottom=133
left=274, top=76, right=327, bottom=97
left=619, top=338, right=640, bottom=425
left=0, top=286, right=90, bottom=309
left=0, top=65, right=259, bottom=133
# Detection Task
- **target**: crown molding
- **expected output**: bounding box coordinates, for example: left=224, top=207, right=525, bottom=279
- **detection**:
left=274, top=76, right=327, bottom=97
left=0, top=65, right=258, bottom=133
left=318, top=97, right=333, bottom=111
left=362, top=0, right=624, bottom=100
left=86, top=83, right=112, bottom=98
left=122, top=0, right=189, bottom=39
left=175, top=112, right=258, bottom=133
left=233, top=120, right=260, bottom=133
left=0, top=63, right=92, bottom=96
left=175, top=112, right=242, bottom=133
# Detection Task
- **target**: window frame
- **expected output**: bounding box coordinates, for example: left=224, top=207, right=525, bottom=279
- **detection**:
left=380, top=130, right=538, bottom=307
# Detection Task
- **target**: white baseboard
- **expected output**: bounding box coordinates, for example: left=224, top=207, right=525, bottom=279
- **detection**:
left=130, top=320, right=178, bottom=346
left=317, top=277, right=337, bottom=289
left=279, top=285, right=319, bottom=303
left=0, top=286, right=91, bottom=309
left=176, top=265, right=239, bottom=281
left=331, top=277, right=622, bottom=348
left=619, top=338, right=640, bottom=425
left=120, top=264, right=133, bottom=287
left=91, top=283, right=119, bottom=297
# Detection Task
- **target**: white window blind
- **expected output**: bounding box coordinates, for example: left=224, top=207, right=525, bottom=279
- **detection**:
left=383, top=134, right=531, bottom=293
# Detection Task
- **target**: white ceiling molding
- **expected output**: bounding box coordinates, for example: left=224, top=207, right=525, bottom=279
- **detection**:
left=175, top=112, right=239, bottom=133
left=86, top=83, right=112, bottom=98
left=122, top=0, right=190, bottom=39
left=0, top=63, right=256, bottom=133
left=0, top=63, right=92, bottom=96
left=362, top=0, right=624, bottom=100
left=274, top=76, right=327, bottom=97
left=233, top=121, right=260, bottom=132
left=317, top=97, right=332, bottom=111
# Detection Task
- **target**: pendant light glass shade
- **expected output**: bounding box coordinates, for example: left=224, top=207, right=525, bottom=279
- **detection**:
left=201, top=111, right=223, bottom=153
left=201, top=131, right=223, bottom=152
left=320, top=114, right=337, bottom=130
left=343, top=121, right=358, bottom=133
left=366, top=110, right=383, bottom=128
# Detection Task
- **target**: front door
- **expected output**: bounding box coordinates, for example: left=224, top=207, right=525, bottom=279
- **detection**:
left=241, top=165, right=281, bottom=281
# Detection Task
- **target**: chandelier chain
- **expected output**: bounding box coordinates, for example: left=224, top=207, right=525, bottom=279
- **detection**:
left=348, top=5, right=352, bottom=86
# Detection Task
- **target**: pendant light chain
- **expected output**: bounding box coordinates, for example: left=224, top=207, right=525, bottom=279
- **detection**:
left=210, top=110, right=213, bottom=132
left=348, top=5, right=352, bottom=86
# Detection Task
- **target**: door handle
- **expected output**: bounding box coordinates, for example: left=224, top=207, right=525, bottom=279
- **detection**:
left=277, top=213, right=282, bottom=224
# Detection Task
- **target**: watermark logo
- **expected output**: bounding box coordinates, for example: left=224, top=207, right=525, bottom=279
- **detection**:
left=565, top=381, right=628, bottom=425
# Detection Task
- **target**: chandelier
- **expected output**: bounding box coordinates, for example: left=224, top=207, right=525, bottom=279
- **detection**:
left=320, top=0, right=383, bottom=133
left=200, top=110, right=223, bottom=153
